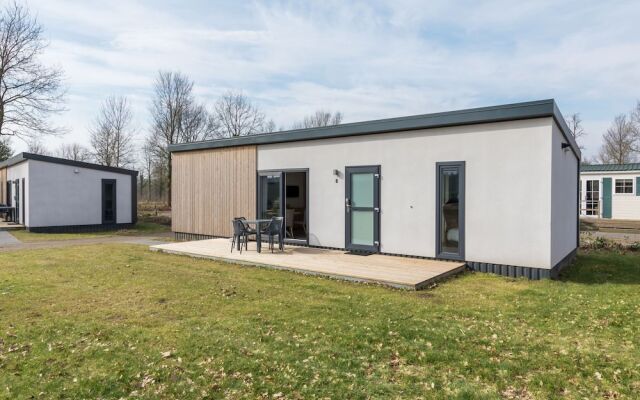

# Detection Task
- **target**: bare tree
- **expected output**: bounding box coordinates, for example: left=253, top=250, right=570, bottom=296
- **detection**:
left=598, top=114, right=636, bottom=164
left=26, top=137, right=49, bottom=155
left=148, top=71, right=213, bottom=205
left=631, top=100, right=640, bottom=136
left=90, top=96, right=136, bottom=168
left=263, top=119, right=276, bottom=133
left=0, top=2, right=65, bottom=140
left=0, top=135, right=11, bottom=161
left=57, top=142, right=91, bottom=161
left=140, top=140, right=155, bottom=202
left=213, top=91, right=266, bottom=138
left=565, top=113, right=585, bottom=150
left=292, top=110, right=343, bottom=129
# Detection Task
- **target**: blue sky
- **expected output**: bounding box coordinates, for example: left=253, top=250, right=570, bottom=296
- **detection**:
left=20, top=0, right=640, bottom=160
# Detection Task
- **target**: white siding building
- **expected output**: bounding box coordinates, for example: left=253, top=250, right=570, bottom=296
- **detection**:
left=169, top=99, right=580, bottom=279
left=0, top=153, right=137, bottom=232
left=580, top=164, right=640, bottom=220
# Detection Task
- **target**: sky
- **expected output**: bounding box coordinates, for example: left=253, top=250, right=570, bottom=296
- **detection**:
left=13, top=0, right=640, bottom=161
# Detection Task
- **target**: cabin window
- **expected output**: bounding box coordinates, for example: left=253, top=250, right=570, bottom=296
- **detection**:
left=615, top=179, right=633, bottom=194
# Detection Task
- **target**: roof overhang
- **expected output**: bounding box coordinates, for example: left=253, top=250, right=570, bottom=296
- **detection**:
left=168, top=99, right=581, bottom=160
left=581, top=164, right=640, bottom=174
left=0, top=152, right=138, bottom=176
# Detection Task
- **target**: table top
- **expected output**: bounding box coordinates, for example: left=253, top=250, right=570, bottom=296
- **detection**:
left=243, top=219, right=272, bottom=224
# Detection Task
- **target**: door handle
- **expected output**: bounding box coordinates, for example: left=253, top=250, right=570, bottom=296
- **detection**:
left=374, top=207, right=380, bottom=212
left=345, top=198, right=351, bottom=212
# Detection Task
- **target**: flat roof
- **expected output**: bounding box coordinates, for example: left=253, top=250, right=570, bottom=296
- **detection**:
left=168, top=99, right=580, bottom=158
left=0, top=152, right=138, bottom=176
left=581, top=163, right=640, bottom=173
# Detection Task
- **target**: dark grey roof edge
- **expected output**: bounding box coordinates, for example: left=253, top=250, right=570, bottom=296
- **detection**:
left=0, top=152, right=27, bottom=169
left=0, top=152, right=138, bottom=176
left=168, top=99, right=581, bottom=159
left=581, top=163, right=640, bottom=172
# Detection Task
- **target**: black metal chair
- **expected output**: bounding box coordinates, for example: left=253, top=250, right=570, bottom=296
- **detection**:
left=262, top=217, right=284, bottom=252
left=237, top=217, right=257, bottom=235
left=231, top=219, right=250, bottom=253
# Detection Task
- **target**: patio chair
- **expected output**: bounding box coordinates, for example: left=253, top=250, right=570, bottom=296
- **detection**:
left=262, top=216, right=284, bottom=252
left=231, top=219, right=252, bottom=254
left=236, top=216, right=257, bottom=235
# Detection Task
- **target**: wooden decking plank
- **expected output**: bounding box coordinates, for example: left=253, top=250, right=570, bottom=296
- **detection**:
left=150, top=238, right=465, bottom=290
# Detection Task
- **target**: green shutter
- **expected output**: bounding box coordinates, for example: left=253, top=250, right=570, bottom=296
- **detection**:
left=636, top=177, right=640, bottom=196
left=602, top=178, right=612, bottom=219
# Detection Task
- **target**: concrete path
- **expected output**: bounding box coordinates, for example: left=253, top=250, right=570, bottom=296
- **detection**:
left=0, top=234, right=171, bottom=252
left=0, top=231, right=21, bottom=246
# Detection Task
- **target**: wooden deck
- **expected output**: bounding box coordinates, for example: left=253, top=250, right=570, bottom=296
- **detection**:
left=150, top=239, right=466, bottom=290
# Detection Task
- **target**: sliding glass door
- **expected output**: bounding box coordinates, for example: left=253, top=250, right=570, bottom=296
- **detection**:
left=258, top=170, right=308, bottom=242
left=258, top=173, right=283, bottom=220
left=436, top=162, right=465, bottom=260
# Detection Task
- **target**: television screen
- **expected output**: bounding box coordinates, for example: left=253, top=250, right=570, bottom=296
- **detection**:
left=286, top=185, right=299, bottom=198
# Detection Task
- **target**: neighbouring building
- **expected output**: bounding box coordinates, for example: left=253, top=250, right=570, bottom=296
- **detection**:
left=0, top=152, right=137, bottom=232
left=168, top=99, right=580, bottom=279
left=580, top=163, right=640, bottom=220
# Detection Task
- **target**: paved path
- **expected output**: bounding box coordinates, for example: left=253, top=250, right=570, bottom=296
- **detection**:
left=0, top=234, right=171, bottom=252
left=0, top=231, right=21, bottom=246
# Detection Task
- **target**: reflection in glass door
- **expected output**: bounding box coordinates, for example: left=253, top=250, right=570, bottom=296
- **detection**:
left=258, top=173, right=282, bottom=220
left=436, top=162, right=465, bottom=260
left=345, top=166, right=380, bottom=252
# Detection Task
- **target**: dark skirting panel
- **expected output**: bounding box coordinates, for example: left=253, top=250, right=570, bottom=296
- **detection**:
left=29, top=223, right=135, bottom=233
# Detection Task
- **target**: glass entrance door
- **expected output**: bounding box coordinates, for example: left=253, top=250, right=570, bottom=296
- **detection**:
left=345, top=166, right=380, bottom=252
left=436, top=162, right=465, bottom=260
left=258, top=173, right=283, bottom=220
left=14, top=180, right=19, bottom=224
left=102, top=179, right=117, bottom=224
left=585, top=179, right=600, bottom=216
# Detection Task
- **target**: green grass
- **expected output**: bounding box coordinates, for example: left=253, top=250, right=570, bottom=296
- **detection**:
left=9, top=222, right=170, bottom=242
left=0, top=245, right=638, bottom=399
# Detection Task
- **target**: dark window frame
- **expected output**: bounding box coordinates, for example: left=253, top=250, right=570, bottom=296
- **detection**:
left=256, top=168, right=310, bottom=245
left=101, top=179, right=117, bottom=225
left=436, top=161, right=465, bottom=261
left=344, top=165, right=381, bottom=253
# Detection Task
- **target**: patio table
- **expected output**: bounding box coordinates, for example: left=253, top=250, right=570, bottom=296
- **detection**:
left=241, top=219, right=272, bottom=253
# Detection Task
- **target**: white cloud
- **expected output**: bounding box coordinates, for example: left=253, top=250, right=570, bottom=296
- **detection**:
left=11, top=0, right=640, bottom=161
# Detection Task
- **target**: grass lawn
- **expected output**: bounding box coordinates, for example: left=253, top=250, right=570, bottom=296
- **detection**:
left=9, top=222, right=170, bottom=242
left=0, top=245, right=638, bottom=399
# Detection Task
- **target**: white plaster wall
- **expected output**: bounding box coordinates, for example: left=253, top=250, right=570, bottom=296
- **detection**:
left=579, top=172, right=640, bottom=220
left=550, top=121, right=579, bottom=266
left=6, top=161, right=29, bottom=226
left=28, top=160, right=133, bottom=227
left=258, top=118, right=557, bottom=269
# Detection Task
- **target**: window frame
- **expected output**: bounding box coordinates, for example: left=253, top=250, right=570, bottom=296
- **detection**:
left=614, top=178, right=634, bottom=195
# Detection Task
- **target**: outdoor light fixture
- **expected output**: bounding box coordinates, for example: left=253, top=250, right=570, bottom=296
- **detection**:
left=74, top=169, right=79, bottom=174
left=561, top=142, right=571, bottom=152
left=333, top=169, right=340, bottom=177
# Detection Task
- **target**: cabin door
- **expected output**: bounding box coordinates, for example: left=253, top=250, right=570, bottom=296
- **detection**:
left=345, top=166, right=380, bottom=253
